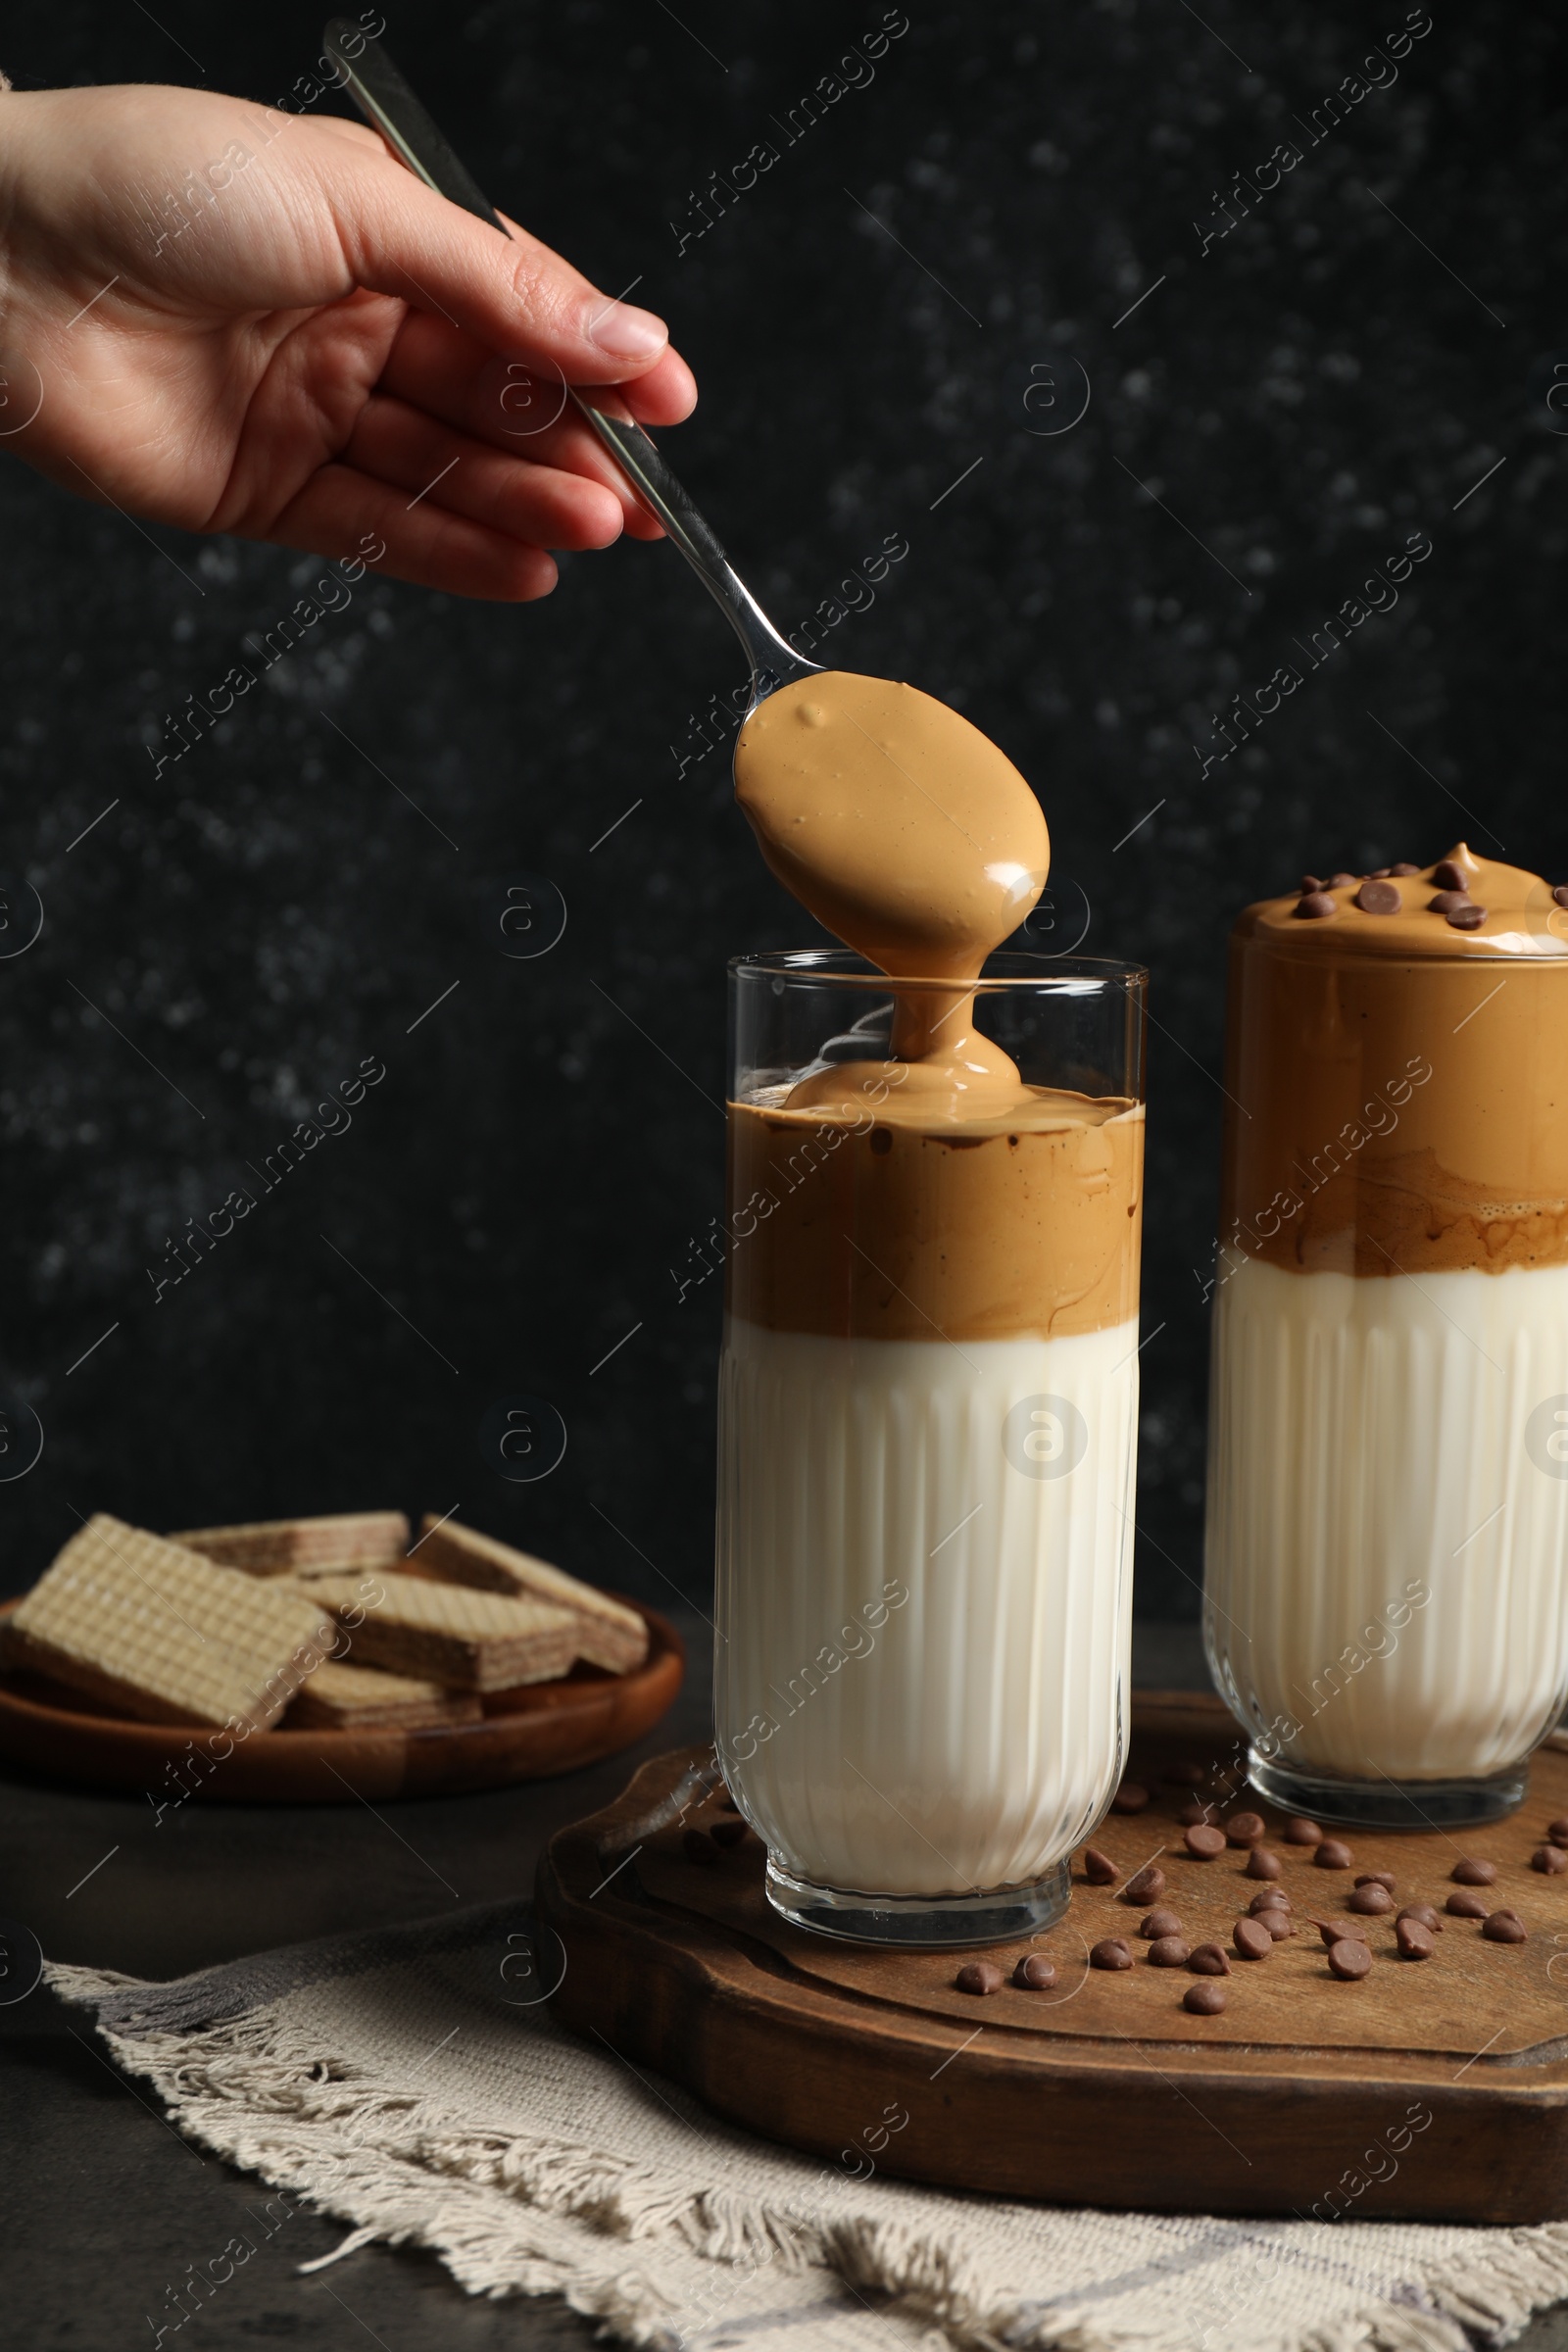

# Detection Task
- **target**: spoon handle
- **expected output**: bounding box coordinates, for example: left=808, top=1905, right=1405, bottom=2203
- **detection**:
left=321, top=19, right=815, bottom=692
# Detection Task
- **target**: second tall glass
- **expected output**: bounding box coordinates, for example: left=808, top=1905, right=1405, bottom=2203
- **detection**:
left=714, top=952, right=1147, bottom=1945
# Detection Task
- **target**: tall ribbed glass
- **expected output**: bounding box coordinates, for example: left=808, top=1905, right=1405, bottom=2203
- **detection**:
left=1204, top=856, right=1568, bottom=1828
left=714, top=952, right=1147, bottom=1945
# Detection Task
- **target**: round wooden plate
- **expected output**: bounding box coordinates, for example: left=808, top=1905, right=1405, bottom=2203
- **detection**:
left=0, top=1596, right=683, bottom=1802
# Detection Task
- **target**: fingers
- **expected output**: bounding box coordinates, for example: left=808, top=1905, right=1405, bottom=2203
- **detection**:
left=341, top=392, right=626, bottom=551
left=314, top=132, right=677, bottom=388
left=269, top=463, right=560, bottom=601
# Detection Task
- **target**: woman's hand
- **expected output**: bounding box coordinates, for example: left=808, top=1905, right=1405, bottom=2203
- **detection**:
left=0, top=81, right=696, bottom=598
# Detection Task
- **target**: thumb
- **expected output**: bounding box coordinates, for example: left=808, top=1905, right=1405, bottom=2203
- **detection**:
left=320, top=135, right=669, bottom=377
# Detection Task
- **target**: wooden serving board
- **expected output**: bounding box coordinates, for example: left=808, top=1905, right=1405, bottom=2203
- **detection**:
left=536, top=1693, right=1568, bottom=2223
left=0, top=1598, right=682, bottom=1802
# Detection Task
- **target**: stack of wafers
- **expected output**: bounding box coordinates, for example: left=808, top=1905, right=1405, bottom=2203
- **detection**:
left=0, top=1508, right=650, bottom=1734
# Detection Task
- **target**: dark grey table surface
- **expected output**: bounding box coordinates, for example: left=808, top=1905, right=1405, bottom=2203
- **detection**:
left=5, top=1619, right=1566, bottom=2351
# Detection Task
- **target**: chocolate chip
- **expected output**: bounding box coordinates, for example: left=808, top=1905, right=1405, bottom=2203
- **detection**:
left=1122, top=1864, right=1166, bottom=1904
left=1482, top=1911, right=1528, bottom=1944
left=1369, top=867, right=1392, bottom=880
left=1111, top=1780, right=1151, bottom=1814
left=1311, top=1917, right=1365, bottom=1948
left=1249, top=1888, right=1292, bottom=1914
left=1294, top=892, right=1338, bottom=920
left=1355, top=1871, right=1396, bottom=1891
left=1301, top=873, right=1325, bottom=893
left=1012, top=1953, right=1057, bottom=1989
left=1232, top=1917, right=1274, bottom=1962
left=1549, top=1815, right=1568, bottom=1843
left=1224, top=1811, right=1266, bottom=1847
left=1433, top=858, right=1469, bottom=891
left=1184, top=1982, right=1228, bottom=2015
left=1428, top=890, right=1473, bottom=916
left=1355, top=879, right=1401, bottom=914
left=1391, top=862, right=1421, bottom=875
left=1451, top=1857, right=1496, bottom=1885
left=1283, top=1817, right=1323, bottom=1846
left=1082, top=1847, right=1118, bottom=1885
left=1396, top=1917, right=1435, bottom=1959
left=682, top=1829, right=718, bottom=1863
left=1446, top=1889, right=1490, bottom=1918
left=1091, top=1937, right=1133, bottom=1970
left=1314, top=1839, right=1353, bottom=1870
left=1554, top=888, right=1568, bottom=911
left=1148, top=1935, right=1191, bottom=1967
left=1446, top=903, right=1487, bottom=930
left=869, top=1127, right=893, bottom=1154
left=1532, top=1844, right=1568, bottom=1875
left=1348, top=1884, right=1395, bottom=1915
left=1245, top=1847, right=1282, bottom=1881
left=1328, top=871, right=1358, bottom=888
left=1140, top=1906, right=1184, bottom=1939
left=1396, top=1904, right=1443, bottom=1933
left=1188, top=1943, right=1232, bottom=1976
left=710, top=1815, right=749, bottom=1847
left=956, top=1960, right=1004, bottom=1993
left=1176, top=1798, right=1211, bottom=1826
left=1256, top=1908, right=1296, bottom=1940
left=1185, top=1825, right=1227, bottom=1859
left=1163, top=1760, right=1207, bottom=1787
left=1328, top=1938, right=1373, bottom=1981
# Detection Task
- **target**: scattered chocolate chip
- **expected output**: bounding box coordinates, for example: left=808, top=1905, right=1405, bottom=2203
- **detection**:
left=1447, top=903, right=1487, bottom=930
left=1311, top=1917, right=1365, bottom=1948
left=1355, top=879, right=1401, bottom=915
left=1328, top=871, right=1358, bottom=888
left=1548, top=1815, right=1568, bottom=1844
left=1369, top=867, right=1392, bottom=880
left=1391, top=862, right=1420, bottom=875
left=869, top=1127, right=892, bottom=1154
left=682, top=1829, right=718, bottom=1864
left=1091, top=1936, right=1133, bottom=1971
left=1283, top=1817, right=1323, bottom=1846
left=1328, top=1938, right=1373, bottom=1981
left=1163, top=1760, right=1207, bottom=1787
left=1396, top=1918, right=1435, bottom=1960
left=1249, top=1888, right=1292, bottom=1914
left=1314, top=1839, right=1354, bottom=1870
left=1122, top=1864, right=1167, bottom=1904
left=1483, top=1911, right=1528, bottom=1944
left=1294, top=892, right=1338, bottom=920
left=1348, top=1884, right=1395, bottom=1915
left=1428, top=890, right=1472, bottom=916
left=1301, top=873, right=1325, bottom=893
left=1433, top=858, right=1470, bottom=891
left=1451, top=1857, right=1496, bottom=1886
left=1148, top=1935, right=1191, bottom=1967
left=1189, top=1943, right=1232, bottom=1976
left=1185, top=1825, right=1227, bottom=1860
left=1184, top=1982, right=1228, bottom=2015
left=1176, top=1798, right=1211, bottom=1827
left=1012, top=1953, right=1057, bottom=1989
left=1082, top=1847, right=1118, bottom=1885
left=1255, top=1908, right=1296, bottom=1940
left=956, top=1960, right=1004, bottom=1994
left=1224, top=1811, right=1265, bottom=1847
left=1140, top=1906, right=1184, bottom=1940
left=1233, top=1917, right=1274, bottom=1962
left=1111, top=1780, right=1151, bottom=1814
left=1447, top=1889, right=1490, bottom=1918
left=1396, top=1904, right=1443, bottom=1934
left=1355, top=1871, right=1396, bottom=1891
left=1532, top=1844, right=1568, bottom=1875
left=1554, top=887, right=1568, bottom=910
left=1245, top=1848, right=1282, bottom=1881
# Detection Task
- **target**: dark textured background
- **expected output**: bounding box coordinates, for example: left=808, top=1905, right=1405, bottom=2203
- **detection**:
left=0, top=0, right=1560, bottom=1619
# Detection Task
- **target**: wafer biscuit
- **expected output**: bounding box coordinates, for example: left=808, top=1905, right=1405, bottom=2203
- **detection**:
left=305, top=1570, right=577, bottom=1691
left=1, top=1514, right=336, bottom=1730
left=415, top=1517, right=649, bottom=1673
left=286, top=1658, right=480, bottom=1732
left=171, top=1511, right=410, bottom=1576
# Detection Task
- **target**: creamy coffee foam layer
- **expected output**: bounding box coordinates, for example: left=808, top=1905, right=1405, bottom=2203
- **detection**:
left=1224, top=845, right=1568, bottom=1277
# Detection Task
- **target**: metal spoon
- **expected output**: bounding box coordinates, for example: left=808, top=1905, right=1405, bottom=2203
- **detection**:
left=321, top=18, right=820, bottom=706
